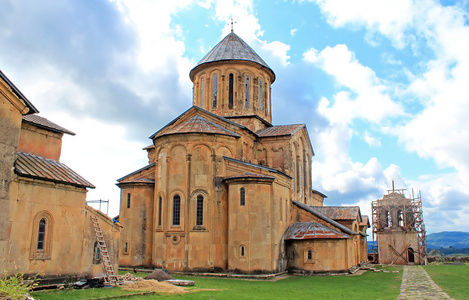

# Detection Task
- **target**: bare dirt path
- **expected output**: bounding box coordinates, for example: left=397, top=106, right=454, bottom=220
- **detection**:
left=398, top=266, right=452, bottom=299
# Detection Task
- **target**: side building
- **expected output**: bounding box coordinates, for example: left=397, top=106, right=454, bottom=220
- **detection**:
left=0, top=70, right=120, bottom=278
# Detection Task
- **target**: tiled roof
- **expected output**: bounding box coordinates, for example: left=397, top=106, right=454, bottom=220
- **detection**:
left=293, top=201, right=358, bottom=236
left=360, top=215, right=370, bottom=228
left=149, top=107, right=250, bottom=139
left=224, top=172, right=275, bottom=181
left=312, top=189, right=328, bottom=199
left=191, top=32, right=274, bottom=80
left=311, top=206, right=360, bottom=221
left=119, top=178, right=155, bottom=184
left=0, top=70, right=39, bottom=114
left=223, top=156, right=291, bottom=179
left=161, top=116, right=240, bottom=137
left=22, top=114, right=75, bottom=135
left=117, top=163, right=155, bottom=182
left=285, top=222, right=349, bottom=240
left=15, top=152, right=95, bottom=189
left=256, top=124, right=304, bottom=137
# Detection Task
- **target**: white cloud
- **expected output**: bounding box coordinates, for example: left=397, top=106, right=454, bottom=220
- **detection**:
left=311, top=0, right=415, bottom=48
left=305, top=44, right=403, bottom=124
left=364, top=131, right=381, bottom=147
left=211, top=0, right=291, bottom=68
left=308, top=0, right=469, bottom=232
left=52, top=113, right=148, bottom=217
left=290, top=28, right=297, bottom=36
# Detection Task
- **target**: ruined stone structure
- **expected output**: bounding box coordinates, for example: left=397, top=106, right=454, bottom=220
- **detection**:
left=372, top=186, right=427, bottom=265
left=118, top=32, right=369, bottom=274
left=0, top=70, right=120, bottom=278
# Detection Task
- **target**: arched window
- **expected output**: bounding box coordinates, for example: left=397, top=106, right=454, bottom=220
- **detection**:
left=158, top=196, right=162, bottom=227
left=93, top=241, right=101, bottom=264
left=37, top=218, right=46, bottom=250
left=173, top=194, right=181, bottom=226
left=240, top=245, right=246, bottom=257
left=299, top=163, right=303, bottom=198
left=266, top=83, right=269, bottom=113
left=259, top=78, right=263, bottom=111
left=240, top=187, right=245, bottom=206
left=212, top=74, right=218, bottom=108
left=307, top=249, right=313, bottom=261
left=386, top=210, right=391, bottom=227
left=127, top=193, right=131, bottom=208
left=201, top=78, right=205, bottom=108
left=124, top=242, right=128, bottom=253
left=229, top=73, right=234, bottom=109
left=245, top=75, right=250, bottom=108
left=196, top=195, right=204, bottom=226
left=398, top=210, right=403, bottom=227
left=31, top=211, right=52, bottom=259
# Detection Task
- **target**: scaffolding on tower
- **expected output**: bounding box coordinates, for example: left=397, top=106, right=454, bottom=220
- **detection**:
left=371, top=182, right=427, bottom=265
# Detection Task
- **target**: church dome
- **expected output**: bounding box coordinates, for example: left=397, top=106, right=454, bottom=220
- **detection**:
left=189, top=32, right=275, bottom=82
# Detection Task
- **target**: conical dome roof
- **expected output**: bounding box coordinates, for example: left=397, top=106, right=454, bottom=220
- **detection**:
left=190, top=32, right=275, bottom=82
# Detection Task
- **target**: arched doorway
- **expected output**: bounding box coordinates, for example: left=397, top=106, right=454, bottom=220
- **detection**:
left=407, top=247, right=415, bottom=263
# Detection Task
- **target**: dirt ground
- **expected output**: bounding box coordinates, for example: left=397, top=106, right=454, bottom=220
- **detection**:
left=122, top=279, right=187, bottom=294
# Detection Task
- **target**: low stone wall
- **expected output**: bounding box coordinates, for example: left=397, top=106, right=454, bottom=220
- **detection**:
left=427, top=256, right=469, bottom=263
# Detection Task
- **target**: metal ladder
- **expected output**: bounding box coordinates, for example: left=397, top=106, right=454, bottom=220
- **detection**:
left=91, top=215, right=120, bottom=285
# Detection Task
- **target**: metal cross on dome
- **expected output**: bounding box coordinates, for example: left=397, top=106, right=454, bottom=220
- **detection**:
left=228, top=18, right=237, bottom=32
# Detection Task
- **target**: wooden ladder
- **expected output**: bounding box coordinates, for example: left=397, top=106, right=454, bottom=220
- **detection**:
left=91, top=215, right=120, bottom=285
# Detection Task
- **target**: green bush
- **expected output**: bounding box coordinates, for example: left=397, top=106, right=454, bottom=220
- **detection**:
left=0, top=269, right=35, bottom=300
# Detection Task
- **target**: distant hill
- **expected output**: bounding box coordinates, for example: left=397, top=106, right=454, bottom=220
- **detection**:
left=366, top=231, right=469, bottom=254
left=427, top=231, right=469, bottom=249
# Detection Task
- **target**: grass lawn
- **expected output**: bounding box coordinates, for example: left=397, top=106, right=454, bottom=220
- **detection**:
left=423, top=263, right=469, bottom=300
left=31, top=266, right=402, bottom=300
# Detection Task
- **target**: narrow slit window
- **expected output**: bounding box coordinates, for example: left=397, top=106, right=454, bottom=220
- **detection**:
left=196, top=195, right=204, bottom=226
left=173, top=195, right=181, bottom=226
left=398, top=210, right=403, bottom=227
left=37, top=218, right=46, bottom=250
left=240, top=245, right=245, bottom=257
left=201, top=78, right=204, bottom=108
left=240, top=187, right=245, bottom=206
left=212, top=74, right=218, bottom=108
left=229, top=73, right=234, bottom=109
left=127, top=193, right=131, bottom=208
left=259, top=78, right=263, bottom=111
left=245, top=75, right=250, bottom=108
left=124, top=242, right=128, bottom=253
left=158, top=196, right=162, bottom=227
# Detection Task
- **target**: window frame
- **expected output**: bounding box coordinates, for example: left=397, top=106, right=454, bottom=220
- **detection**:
left=30, top=211, right=53, bottom=260
left=245, top=75, right=250, bottom=108
left=93, top=241, right=101, bottom=264
left=259, top=78, right=263, bottom=111
left=228, top=73, right=234, bottom=109
left=196, top=195, right=204, bottom=226
left=172, top=194, right=181, bottom=226
left=212, top=74, right=218, bottom=108
left=158, top=196, right=162, bottom=227
left=240, top=187, right=245, bottom=206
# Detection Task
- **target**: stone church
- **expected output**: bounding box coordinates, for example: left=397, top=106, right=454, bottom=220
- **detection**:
left=117, top=32, right=369, bottom=274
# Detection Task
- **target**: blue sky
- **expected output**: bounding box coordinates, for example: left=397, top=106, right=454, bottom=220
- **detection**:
left=1, top=0, right=469, bottom=235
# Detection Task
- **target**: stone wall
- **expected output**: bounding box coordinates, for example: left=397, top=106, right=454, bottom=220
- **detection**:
left=0, top=81, right=26, bottom=269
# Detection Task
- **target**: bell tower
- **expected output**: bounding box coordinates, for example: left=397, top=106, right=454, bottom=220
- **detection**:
left=189, top=32, right=276, bottom=129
